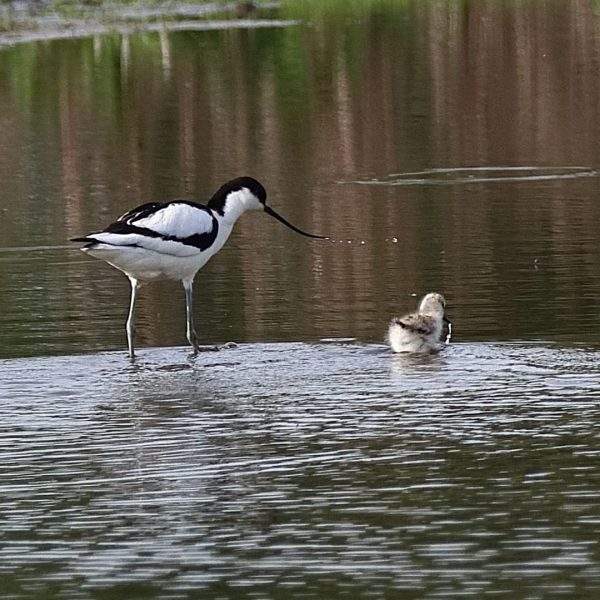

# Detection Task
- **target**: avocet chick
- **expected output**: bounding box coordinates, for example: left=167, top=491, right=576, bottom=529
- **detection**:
left=387, top=292, right=450, bottom=353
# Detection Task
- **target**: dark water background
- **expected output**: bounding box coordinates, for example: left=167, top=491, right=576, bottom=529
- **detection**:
left=2, top=0, right=600, bottom=355
left=1, top=1, right=600, bottom=598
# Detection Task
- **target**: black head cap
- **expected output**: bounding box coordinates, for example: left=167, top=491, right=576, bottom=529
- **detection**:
left=208, top=176, right=267, bottom=214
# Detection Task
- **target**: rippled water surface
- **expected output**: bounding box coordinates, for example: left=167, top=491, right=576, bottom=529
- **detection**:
left=2, top=0, right=600, bottom=597
left=2, top=342, right=600, bottom=598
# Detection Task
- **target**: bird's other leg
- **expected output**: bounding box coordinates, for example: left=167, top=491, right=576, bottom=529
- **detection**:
left=183, top=279, right=200, bottom=355
left=126, top=277, right=140, bottom=359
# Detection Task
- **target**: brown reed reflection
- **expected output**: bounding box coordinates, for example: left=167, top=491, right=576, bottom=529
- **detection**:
left=2, top=1, right=600, bottom=355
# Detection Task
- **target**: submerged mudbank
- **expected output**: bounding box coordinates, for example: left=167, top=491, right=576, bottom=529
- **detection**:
left=0, top=1, right=289, bottom=47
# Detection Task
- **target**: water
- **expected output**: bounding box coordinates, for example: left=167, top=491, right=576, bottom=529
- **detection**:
left=2, top=0, right=600, bottom=597
left=3, top=342, right=600, bottom=598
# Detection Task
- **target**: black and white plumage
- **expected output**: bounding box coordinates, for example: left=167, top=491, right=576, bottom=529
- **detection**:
left=71, top=177, right=326, bottom=358
left=387, top=292, right=451, bottom=353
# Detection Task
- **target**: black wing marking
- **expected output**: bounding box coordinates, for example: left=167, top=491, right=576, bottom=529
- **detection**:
left=103, top=217, right=219, bottom=252
left=72, top=200, right=219, bottom=252
left=118, top=202, right=167, bottom=223
left=391, top=314, right=436, bottom=336
left=118, top=200, right=208, bottom=224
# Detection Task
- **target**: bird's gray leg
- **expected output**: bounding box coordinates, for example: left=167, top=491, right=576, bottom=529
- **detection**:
left=183, top=279, right=199, bottom=355
left=126, top=277, right=140, bottom=359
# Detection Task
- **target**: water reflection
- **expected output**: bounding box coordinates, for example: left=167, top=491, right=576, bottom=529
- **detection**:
left=348, top=166, right=600, bottom=186
left=2, top=2, right=600, bottom=356
left=3, top=3, right=600, bottom=598
left=1, top=342, right=600, bottom=597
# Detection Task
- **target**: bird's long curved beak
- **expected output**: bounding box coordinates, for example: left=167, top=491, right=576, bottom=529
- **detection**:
left=264, top=205, right=328, bottom=239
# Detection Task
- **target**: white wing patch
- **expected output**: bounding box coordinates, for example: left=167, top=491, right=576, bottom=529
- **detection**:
left=88, top=232, right=200, bottom=257
left=131, top=203, right=215, bottom=239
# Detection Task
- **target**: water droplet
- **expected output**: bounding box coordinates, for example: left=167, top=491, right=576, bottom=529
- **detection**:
left=360, top=241, right=365, bottom=245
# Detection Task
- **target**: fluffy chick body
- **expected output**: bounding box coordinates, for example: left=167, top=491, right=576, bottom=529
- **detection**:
left=388, top=292, right=449, bottom=353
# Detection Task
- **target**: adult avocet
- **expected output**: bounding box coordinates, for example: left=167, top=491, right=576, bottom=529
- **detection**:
left=387, top=292, right=451, bottom=353
left=72, top=177, right=326, bottom=358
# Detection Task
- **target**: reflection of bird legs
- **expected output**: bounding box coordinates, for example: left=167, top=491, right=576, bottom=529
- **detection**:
left=235, top=1, right=257, bottom=18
